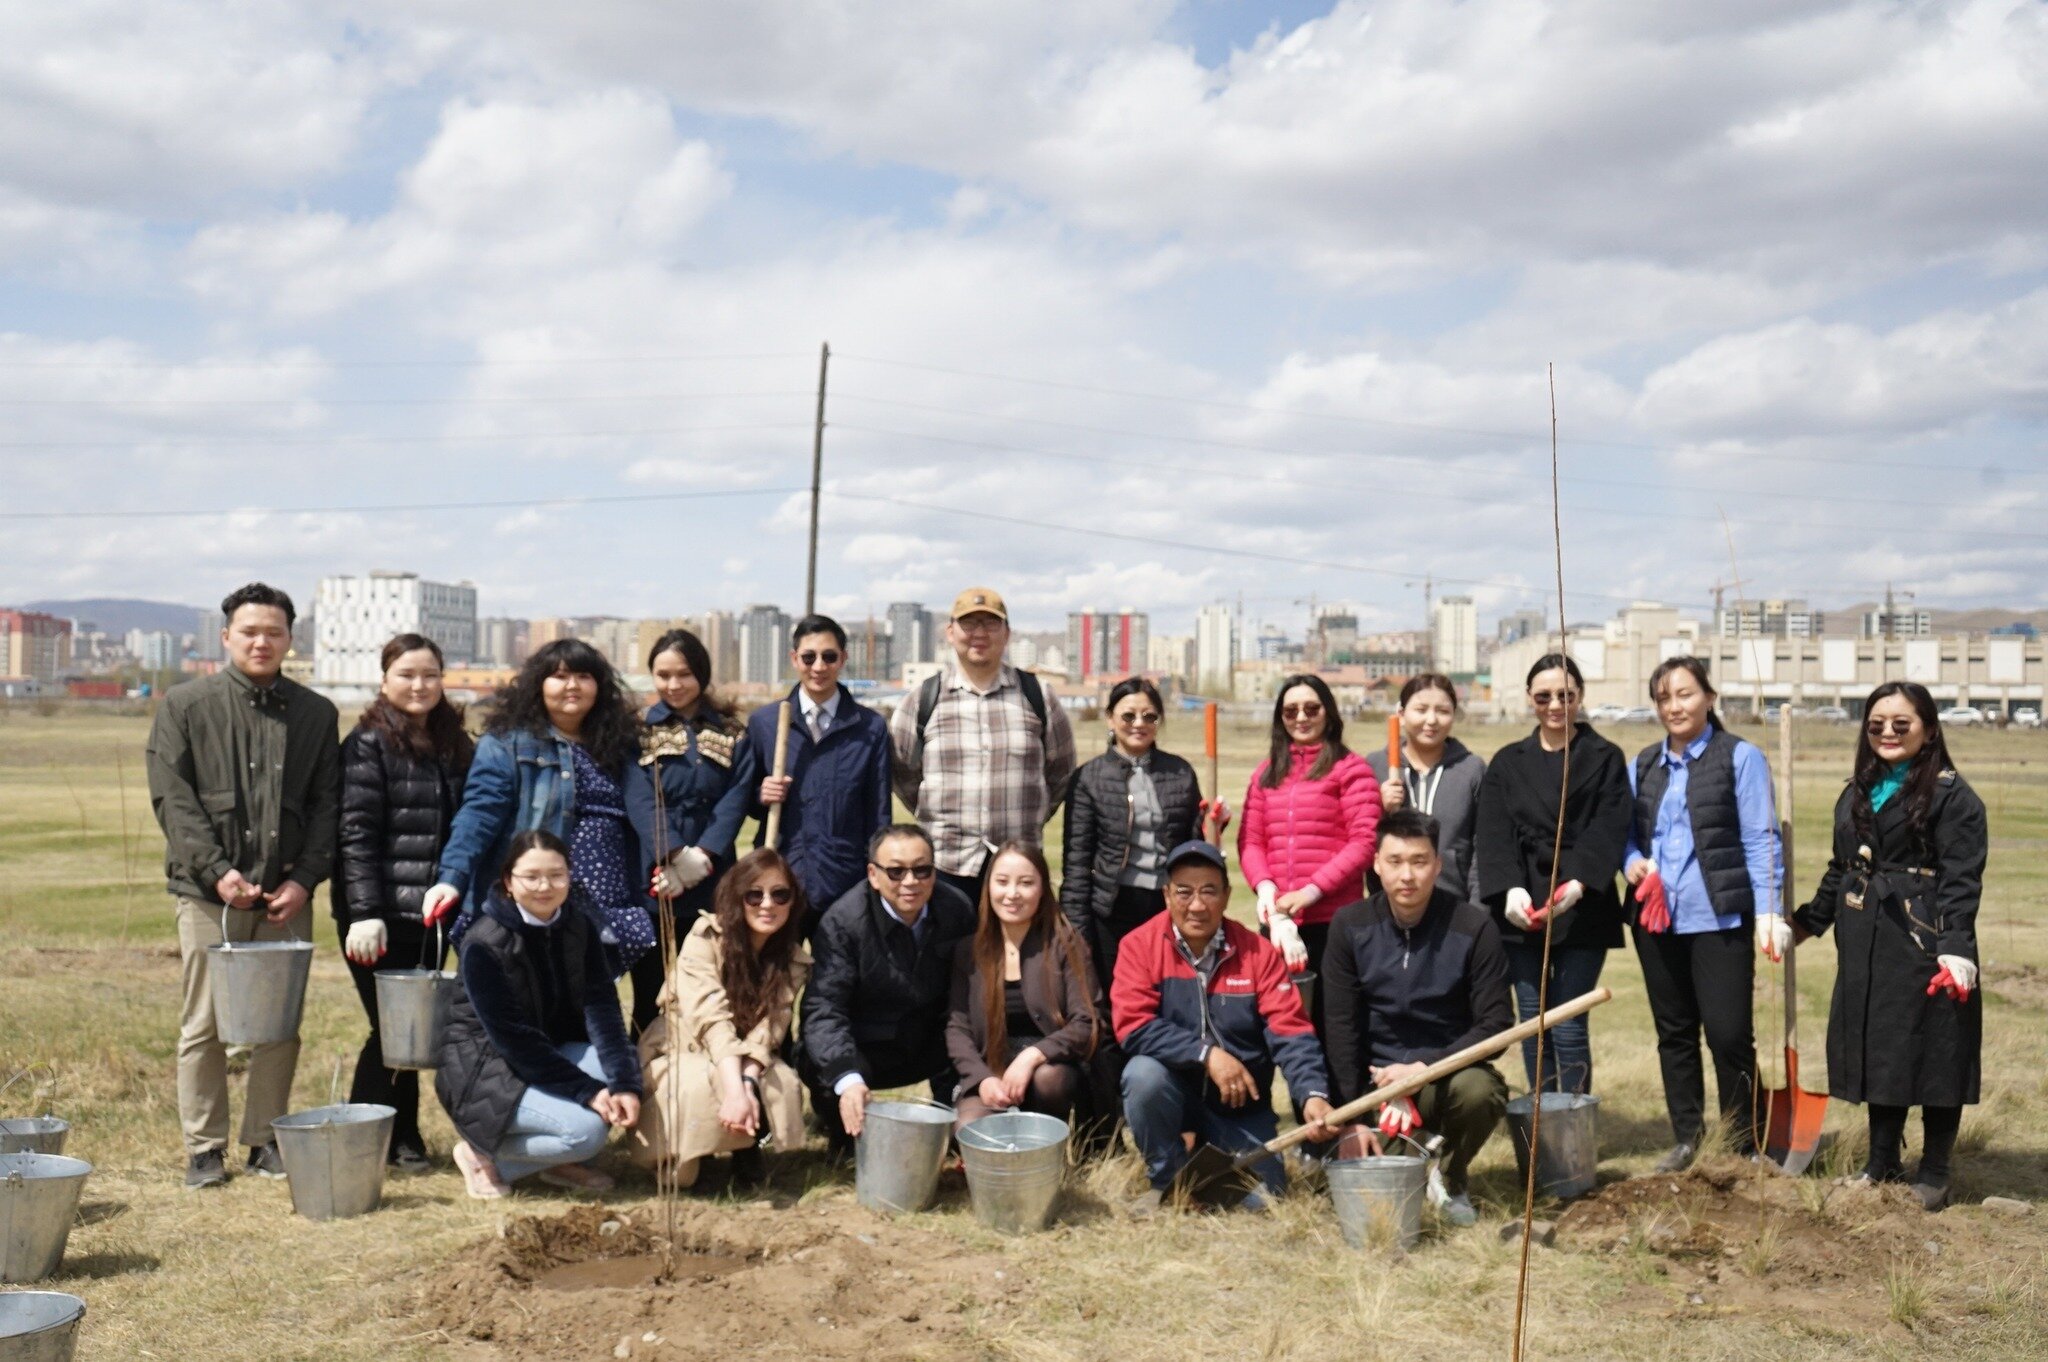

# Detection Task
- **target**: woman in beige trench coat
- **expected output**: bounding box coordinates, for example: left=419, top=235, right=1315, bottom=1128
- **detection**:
left=634, top=847, right=810, bottom=1185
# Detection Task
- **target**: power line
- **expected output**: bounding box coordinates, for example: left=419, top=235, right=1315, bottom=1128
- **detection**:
left=0, top=486, right=805, bottom=523
left=0, top=352, right=808, bottom=370
left=0, top=389, right=810, bottom=408
left=0, top=421, right=812, bottom=452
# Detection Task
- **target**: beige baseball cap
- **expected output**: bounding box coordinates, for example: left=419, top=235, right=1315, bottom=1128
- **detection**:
left=950, top=587, right=1009, bottom=622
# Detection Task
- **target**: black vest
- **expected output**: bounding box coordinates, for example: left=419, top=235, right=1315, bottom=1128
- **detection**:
left=1632, top=725, right=1756, bottom=919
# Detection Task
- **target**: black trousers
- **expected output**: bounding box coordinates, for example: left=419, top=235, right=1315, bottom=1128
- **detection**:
left=798, top=1040, right=957, bottom=1152
left=1633, top=923, right=1759, bottom=1150
left=1868, top=1104, right=1963, bottom=1182
left=344, top=920, right=433, bottom=1154
left=1090, top=883, right=1165, bottom=988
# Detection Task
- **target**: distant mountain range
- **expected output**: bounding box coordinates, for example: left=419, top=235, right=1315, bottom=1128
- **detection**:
left=21, top=598, right=210, bottom=636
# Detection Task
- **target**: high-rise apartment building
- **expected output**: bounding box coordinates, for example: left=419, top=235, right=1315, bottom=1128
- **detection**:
left=477, top=617, right=529, bottom=668
left=1718, top=599, right=1823, bottom=638
left=738, top=605, right=792, bottom=686
left=1148, top=634, right=1196, bottom=685
left=1195, top=603, right=1236, bottom=694
left=314, top=572, right=478, bottom=686
left=1431, top=595, right=1479, bottom=674
left=1066, top=609, right=1149, bottom=682
left=887, top=602, right=937, bottom=670
left=699, top=610, right=741, bottom=685
left=1, top=610, right=73, bottom=681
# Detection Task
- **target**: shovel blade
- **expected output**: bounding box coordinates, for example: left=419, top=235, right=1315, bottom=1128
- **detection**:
left=1169, top=1142, right=1257, bottom=1209
left=1762, top=1048, right=1828, bottom=1175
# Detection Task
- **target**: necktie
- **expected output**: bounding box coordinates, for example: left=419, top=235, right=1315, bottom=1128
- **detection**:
left=809, top=707, right=827, bottom=744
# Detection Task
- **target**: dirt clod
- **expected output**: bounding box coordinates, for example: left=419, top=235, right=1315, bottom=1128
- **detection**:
left=1982, top=1196, right=2034, bottom=1216
left=1499, top=1218, right=1557, bottom=1246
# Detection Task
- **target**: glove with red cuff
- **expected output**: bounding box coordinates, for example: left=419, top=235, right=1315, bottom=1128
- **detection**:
left=1377, top=1096, right=1422, bottom=1140
left=1528, top=879, right=1584, bottom=929
left=1926, top=955, right=1978, bottom=1003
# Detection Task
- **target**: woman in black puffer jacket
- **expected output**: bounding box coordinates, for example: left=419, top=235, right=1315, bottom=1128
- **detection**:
left=334, top=633, right=474, bottom=1170
left=1059, top=677, right=1215, bottom=984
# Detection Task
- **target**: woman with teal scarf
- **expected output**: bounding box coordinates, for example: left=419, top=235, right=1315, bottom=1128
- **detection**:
left=1789, top=681, right=1987, bottom=1210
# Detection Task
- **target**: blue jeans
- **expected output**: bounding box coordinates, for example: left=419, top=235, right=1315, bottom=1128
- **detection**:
left=492, top=1042, right=613, bottom=1183
left=1122, top=1055, right=1284, bottom=1194
left=1501, top=941, right=1607, bottom=1095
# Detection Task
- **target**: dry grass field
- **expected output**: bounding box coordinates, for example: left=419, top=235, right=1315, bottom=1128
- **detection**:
left=4, top=702, right=2047, bottom=1360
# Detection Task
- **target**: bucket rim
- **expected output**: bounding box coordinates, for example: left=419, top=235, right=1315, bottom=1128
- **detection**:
left=1504, top=1091, right=1600, bottom=1116
left=0, top=1117, right=69, bottom=1133
left=207, top=940, right=316, bottom=953
left=0, top=1289, right=87, bottom=1334
left=0, top=1151, right=92, bottom=1178
left=273, top=1103, right=399, bottom=1132
left=1326, top=1153, right=1428, bottom=1173
left=376, top=968, right=458, bottom=981
left=862, top=1099, right=955, bottom=1127
left=957, top=1112, right=1069, bottom=1153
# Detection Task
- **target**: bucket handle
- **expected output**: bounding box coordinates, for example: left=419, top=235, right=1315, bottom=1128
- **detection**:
left=420, top=918, right=448, bottom=973
left=219, top=900, right=232, bottom=952
left=1, top=1062, right=57, bottom=1116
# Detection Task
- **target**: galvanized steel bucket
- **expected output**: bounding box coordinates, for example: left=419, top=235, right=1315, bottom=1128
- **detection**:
left=958, top=1112, right=1068, bottom=1236
left=208, top=939, right=314, bottom=1046
left=271, top=1104, right=395, bottom=1221
left=374, top=970, right=460, bottom=1070
left=1505, top=1092, right=1601, bottom=1200
left=0, top=1290, right=86, bottom=1362
left=854, top=1100, right=953, bottom=1215
left=0, top=1154, right=91, bottom=1283
left=1327, top=1152, right=1427, bottom=1251
left=0, top=1123, right=67, bottom=1159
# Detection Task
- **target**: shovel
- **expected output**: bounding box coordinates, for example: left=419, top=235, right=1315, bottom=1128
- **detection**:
left=1763, top=707, right=1827, bottom=1174
left=1172, top=987, right=1613, bottom=1206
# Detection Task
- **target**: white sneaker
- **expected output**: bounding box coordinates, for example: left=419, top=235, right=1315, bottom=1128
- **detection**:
left=1426, top=1164, right=1450, bottom=1212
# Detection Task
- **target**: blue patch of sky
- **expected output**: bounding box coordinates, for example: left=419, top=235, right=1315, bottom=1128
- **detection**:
left=1168, top=0, right=1342, bottom=67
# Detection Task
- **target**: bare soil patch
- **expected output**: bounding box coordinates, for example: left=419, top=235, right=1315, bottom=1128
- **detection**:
left=416, top=1200, right=1024, bottom=1361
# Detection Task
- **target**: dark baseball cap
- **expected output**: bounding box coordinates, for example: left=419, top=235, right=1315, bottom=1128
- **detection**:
left=1164, top=840, right=1227, bottom=876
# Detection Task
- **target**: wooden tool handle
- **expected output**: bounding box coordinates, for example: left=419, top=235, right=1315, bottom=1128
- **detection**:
left=763, top=701, right=794, bottom=849
left=1777, top=706, right=1799, bottom=1048
left=1248, top=987, right=1614, bottom=1164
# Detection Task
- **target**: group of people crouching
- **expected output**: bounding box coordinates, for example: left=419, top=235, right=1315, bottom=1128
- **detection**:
left=149, top=579, right=1988, bottom=1222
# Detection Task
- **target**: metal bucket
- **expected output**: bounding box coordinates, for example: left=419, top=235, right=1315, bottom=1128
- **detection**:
left=0, top=1123, right=67, bottom=1158
left=0, top=1155, right=91, bottom=1283
left=1327, top=1153, right=1427, bottom=1251
left=854, top=1101, right=953, bottom=1215
left=208, top=941, right=315, bottom=1046
left=1505, top=1092, right=1601, bottom=1200
left=0, top=1291, right=85, bottom=1362
left=271, top=1104, right=395, bottom=1221
left=958, top=1112, right=1068, bottom=1236
left=1289, top=970, right=1317, bottom=1018
left=374, top=969, right=460, bottom=1070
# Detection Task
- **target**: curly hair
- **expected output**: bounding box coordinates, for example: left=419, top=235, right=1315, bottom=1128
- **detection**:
left=484, top=637, right=642, bottom=770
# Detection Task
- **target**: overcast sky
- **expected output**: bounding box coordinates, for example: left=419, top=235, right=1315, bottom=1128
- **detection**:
left=5, top=1, right=2046, bottom=637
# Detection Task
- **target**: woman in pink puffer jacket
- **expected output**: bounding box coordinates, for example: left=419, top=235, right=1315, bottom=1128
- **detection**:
left=1237, top=674, right=1382, bottom=1038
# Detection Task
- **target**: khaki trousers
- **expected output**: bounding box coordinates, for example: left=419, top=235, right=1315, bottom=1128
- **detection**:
left=174, top=896, right=309, bottom=1154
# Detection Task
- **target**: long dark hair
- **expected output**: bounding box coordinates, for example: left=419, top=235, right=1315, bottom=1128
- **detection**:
left=1851, top=681, right=1953, bottom=844
left=711, top=848, right=807, bottom=1036
left=1263, top=673, right=1348, bottom=788
left=360, top=633, right=474, bottom=772
left=645, top=627, right=740, bottom=728
left=484, top=637, right=641, bottom=769
left=1647, top=655, right=1722, bottom=733
left=972, top=841, right=1100, bottom=1073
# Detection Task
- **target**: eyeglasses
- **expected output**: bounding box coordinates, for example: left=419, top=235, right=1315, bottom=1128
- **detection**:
left=1866, top=718, right=1916, bottom=737
left=872, top=863, right=937, bottom=883
left=1167, top=884, right=1226, bottom=905
left=798, top=650, right=842, bottom=666
left=1117, top=710, right=1161, bottom=725
left=743, top=886, right=796, bottom=907
left=956, top=620, right=1004, bottom=636
left=1531, top=690, right=1579, bottom=706
left=511, top=872, right=569, bottom=888
left=1282, top=702, right=1323, bottom=720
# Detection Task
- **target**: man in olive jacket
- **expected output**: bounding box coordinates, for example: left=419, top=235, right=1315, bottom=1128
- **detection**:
left=146, top=582, right=341, bottom=1190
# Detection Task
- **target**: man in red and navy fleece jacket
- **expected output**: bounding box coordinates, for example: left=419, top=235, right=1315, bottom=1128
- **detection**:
left=1111, top=840, right=1333, bottom=1208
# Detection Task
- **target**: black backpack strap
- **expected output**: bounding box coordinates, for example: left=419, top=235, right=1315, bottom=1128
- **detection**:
left=911, top=671, right=945, bottom=766
left=1015, top=669, right=1048, bottom=731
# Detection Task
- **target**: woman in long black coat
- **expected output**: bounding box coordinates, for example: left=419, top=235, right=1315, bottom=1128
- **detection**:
left=1792, top=680, right=1986, bottom=1210
left=1475, top=653, right=1633, bottom=1095
left=334, top=633, right=473, bottom=1171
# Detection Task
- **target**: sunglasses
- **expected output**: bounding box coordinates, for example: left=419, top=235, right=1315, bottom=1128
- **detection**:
left=1117, top=710, right=1162, bottom=725
left=798, top=650, right=842, bottom=666
left=1866, top=718, right=1916, bottom=737
left=1531, top=690, right=1579, bottom=706
left=1282, top=702, right=1323, bottom=720
left=872, top=863, right=937, bottom=882
left=743, top=886, right=796, bottom=907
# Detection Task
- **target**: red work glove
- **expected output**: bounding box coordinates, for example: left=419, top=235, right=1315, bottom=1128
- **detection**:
left=1926, top=955, right=1976, bottom=1003
left=1528, top=879, right=1584, bottom=928
left=1376, top=1096, right=1421, bottom=1140
left=1199, top=797, right=1233, bottom=839
left=1633, top=870, right=1670, bottom=934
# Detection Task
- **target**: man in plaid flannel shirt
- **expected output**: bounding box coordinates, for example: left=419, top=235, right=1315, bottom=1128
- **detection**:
left=888, top=587, right=1077, bottom=905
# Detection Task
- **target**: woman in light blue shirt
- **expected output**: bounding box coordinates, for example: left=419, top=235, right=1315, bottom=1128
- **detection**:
left=1622, top=656, right=1782, bottom=1173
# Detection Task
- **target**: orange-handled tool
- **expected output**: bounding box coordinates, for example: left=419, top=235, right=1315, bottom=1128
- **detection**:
left=1385, top=714, right=1402, bottom=781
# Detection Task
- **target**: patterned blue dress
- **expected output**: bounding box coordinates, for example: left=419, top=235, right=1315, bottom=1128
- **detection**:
left=570, top=744, right=655, bottom=974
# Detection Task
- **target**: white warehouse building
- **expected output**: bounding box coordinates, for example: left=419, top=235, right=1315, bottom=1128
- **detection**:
left=315, top=571, right=478, bottom=687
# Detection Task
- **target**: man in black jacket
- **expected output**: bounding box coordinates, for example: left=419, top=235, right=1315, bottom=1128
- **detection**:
left=1324, top=809, right=1512, bottom=1227
left=800, top=823, right=975, bottom=1153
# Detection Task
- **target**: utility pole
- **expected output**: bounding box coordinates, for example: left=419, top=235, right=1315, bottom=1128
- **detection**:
left=804, top=341, right=830, bottom=616
left=1408, top=576, right=1435, bottom=669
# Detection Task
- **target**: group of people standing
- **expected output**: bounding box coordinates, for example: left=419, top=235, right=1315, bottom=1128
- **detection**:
left=146, top=579, right=1990, bottom=1217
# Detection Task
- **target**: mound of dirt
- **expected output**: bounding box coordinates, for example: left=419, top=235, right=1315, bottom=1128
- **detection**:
left=417, top=1200, right=1026, bottom=1361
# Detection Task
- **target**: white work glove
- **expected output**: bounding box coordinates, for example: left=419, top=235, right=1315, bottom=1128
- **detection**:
left=1256, top=881, right=1278, bottom=923
left=1534, top=879, right=1583, bottom=927
left=1377, top=1095, right=1422, bottom=1140
left=344, top=919, right=388, bottom=964
left=1267, top=913, right=1309, bottom=972
left=1504, top=887, right=1536, bottom=932
left=653, top=846, right=715, bottom=897
left=1929, top=954, right=1978, bottom=1003
left=422, top=884, right=461, bottom=926
left=1755, top=913, right=1793, bottom=963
